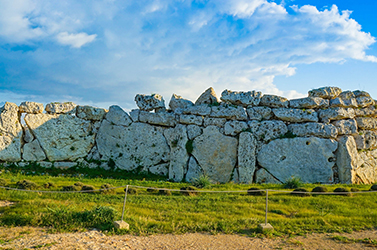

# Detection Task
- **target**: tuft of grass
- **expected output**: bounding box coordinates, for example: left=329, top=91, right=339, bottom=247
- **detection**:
left=0, top=178, right=7, bottom=186
left=192, top=175, right=211, bottom=188
left=283, top=176, right=303, bottom=189
left=331, top=235, right=377, bottom=246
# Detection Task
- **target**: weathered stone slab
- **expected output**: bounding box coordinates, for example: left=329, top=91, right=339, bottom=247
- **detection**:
left=149, top=163, right=169, bottom=176
left=54, top=162, right=77, bottom=169
left=96, top=121, right=170, bottom=171
left=76, top=105, right=107, bottom=121
left=23, top=124, right=34, bottom=143
left=164, top=124, right=189, bottom=182
left=135, top=94, right=165, bottom=111
left=179, top=115, right=203, bottom=126
left=354, top=130, right=377, bottom=150
left=210, top=105, right=247, bottom=120
left=203, top=117, right=227, bottom=127
left=195, top=87, right=219, bottom=105
left=24, top=113, right=95, bottom=161
left=38, top=161, right=53, bottom=168
left=169, top=94, right=193, bottom=112
left=0, top=102, right=22, bottom=161
left=319, top=107, right=355, bottom=123
left=182, top=105, right=211, bottom=116
left=129, top=109, right=140, bottom=122
left=237, top=132, right=257, bottom=184
left=220, top=89, right=262, bottom=107
left=45, top=102, right=77, bottom=114
left=187, top=125, right=202, bottom=140
left=353, top=90, right=371, bottom=97
left=105, top=105, right=132, bottom=127
left=288, top=122, right=338, bottom=138
left=185, top=156, right=204, bottom=182
left=257, top=137, right=338, bottom=183
left=246, top=106, right=273, bottom=121
left=356, top=96, right=375, bottom=108
left=308, top=87, right=342, bottom=99
left=355, top=106, right=377, bottom=117
left=273, top=108, right=318, bottom=123
left=358, top=149, right=377, bottom=184
left=255, top=168, right=281, bottom=184
left=139, top=111, right=176, bottom=127
left=254, top=120, right=288, bottom=142
left=332, top=119, right=358, bottom=135
left=289, top=97, right=329, bottom=109
left=22, top=139, right=46, bottom=161
left=192, top=126, right=238, bottom=183
left=330, top=97, right=358, bottom=108
left=259, top=95, right=289, bottom=108
left=224, top=121, right=248, bottom=136
left=356, top=117, right=377, bottom=130
left=19, top=101, right=44, bottom=114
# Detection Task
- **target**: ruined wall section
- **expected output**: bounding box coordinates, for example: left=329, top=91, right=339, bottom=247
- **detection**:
left=1, top=86, right=377, bottom=184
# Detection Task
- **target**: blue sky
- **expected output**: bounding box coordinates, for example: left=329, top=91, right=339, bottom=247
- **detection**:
left=0, top=0, right=376, bottom=110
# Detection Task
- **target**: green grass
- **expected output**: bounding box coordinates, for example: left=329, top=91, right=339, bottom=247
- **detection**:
left=0, top=164, right=376, bottom=236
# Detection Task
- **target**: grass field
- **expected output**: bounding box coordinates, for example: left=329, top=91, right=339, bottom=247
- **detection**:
left=0, top=163, right=376, bottom=236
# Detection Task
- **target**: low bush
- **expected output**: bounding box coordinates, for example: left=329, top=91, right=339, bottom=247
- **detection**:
left=158, top=189, right=172, bottom=196
left=0, top=178, right=7, bottom=187
left=333, top=187, right=352, bottom=197
left=17, top=179, right=38, bottom=190
left=291, top=188, right=311, bottom=197
left=127, top=188, right=138, bottom=195
left=192, top=175, right=211, bottom=188
left=81, top=185, right=96, bottom=193
left=350, top=188, right=360, bottom=192
left=180, top=186, right=197, bottom=196
left=283, top=177, right=303, bottom=189
left=370, top=184, right=377, bottom=191
left=147, top=187, right=158, bottom=193
left=43, top=182, right=56, bottom=189
left=100, top=183, right=116, bottom=194
left=247, top=187, right=265, bottom=196
left=74, top=182, right=84, bottom=187
left=62, top=185, right=81, bottom=192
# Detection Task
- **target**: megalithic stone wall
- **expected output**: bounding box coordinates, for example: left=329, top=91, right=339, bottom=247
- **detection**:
left=1, top=86, right=377, bottom=184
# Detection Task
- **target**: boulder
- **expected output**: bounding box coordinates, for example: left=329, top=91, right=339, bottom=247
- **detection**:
left=319, top=107, right=355, bottom=123
left=330, top=96, right=358, bottom=108
left=96, top=121, right=170, bottom=171
left=139, top=111, right=176, bottom=127
left=254, top=120, right=288, bottom=142
left=288, top=122, right=338, bottom=138
left=149, top=163, right=169, bottom=176
left=192, top=126, right=238, bottom=183
left=0, top=102, right=22, bottom=161
left=179, top=115, right=203, bottom=126
left=246, top=106, right=273, bottom=121
left=23, top=124, right=34, bottom=143
left=356, top=117, right=377, bottom=130
left=45, top=102, right=77, bottom=114
left=353, top=90, right=371, bottom=97
left=255, top=168, right=281, bottom=184
left=357, top=149, right=377, bottom=184
left=185, top=156, right=204, bottom=182
left=224, top=121, right=248, bottom=136
left=210, top=105, right=247, bottom=120
left=76, top=105, right=107, bottom=120
left=24, top=113, right=95, bottom=161
left=308, top=86, right=342, bottom=99
left=272, top=108, right=318, bottom=123
left=332, top=119, right=358, bottom=135
left=164, top=124, right=189, bottom=182
left=19, top=101, right=44, bottom=114
left=169, top=94, right=193, bottom=112
left=187, top=125, right=202, bottom=140
left=289, top=97, right=329, bottom=109
left=195, top=87, right=219, bottom=105
left=259, top=95, right=289, bottom=108
left=129, top=109, right=140, bottom=122
left=356, top=96, right=375, bottom=108
left=220, top=89, right=262, bottom=107
left=105, top=105, right=132, bottom=127
left=22, top=139, right=47, bottom=161
left=135, top=93, right=165, bottom=111
left=257, top=137, right=338, bottom=183
left=203, top=117, right=227, bottom=127
left=335, top=136, right=363, bottom=184
left=355, top=106, right=377, bottom=117
left=182, top=104, right=211, bottom=116
left=237, top=132, right=257, bottom=183
left=354, top=130, right=377, bottom=150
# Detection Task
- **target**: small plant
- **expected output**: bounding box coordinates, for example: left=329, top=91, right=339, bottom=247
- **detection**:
left=0, top=178, right=7, bottom=186
left=247, top=187, right=265, bottom=196
left=158, top=189, right=171, bottom=196
left=180, top=186, right=197, bottom=196
left=17, top=179, right=38, bottom=190
left=62, top=185, right=81, bottom=191
left=70, top=146, right=75, bottom=151
left=171, top=139, right=179, bottom=148
left=350, top=187, right=360, bottom=192
left=43, top=182, right=56, bottom=189
left=283, top=176, right=303, bottom=189
left=279, top=131, right=297, bottom=139
left=74, top=182, right=84, bottom=187
left=100, top=183, right=115, bottom=194
left=186, top=140, right=194, bottom=154
left=81, top=185, right=96, bottom=193
left=333, top=187, right=352, bottom=197
left=311, top=186, right=328, bottom=193
left=291, top=188, right=311, bottom=197
left=127, top=188, right=138, bottom=195
left=147, top=187, right=158, bottom=193
left=192, top=174, right=211, bottom=188
left=370, top=184, right=377, bottom=191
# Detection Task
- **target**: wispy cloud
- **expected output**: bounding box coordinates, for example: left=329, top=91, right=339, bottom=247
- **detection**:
left=56, top=32, right=97, bottom=48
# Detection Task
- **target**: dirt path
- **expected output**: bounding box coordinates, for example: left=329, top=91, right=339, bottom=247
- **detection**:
left=0, top=226, right=376, bottom=250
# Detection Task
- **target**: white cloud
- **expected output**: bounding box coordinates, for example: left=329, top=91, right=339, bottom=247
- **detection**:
left=56, top=32, right=97, bottom=48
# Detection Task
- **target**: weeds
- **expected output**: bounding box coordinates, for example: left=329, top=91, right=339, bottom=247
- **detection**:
left=192, top=175, right=211, bottom=188
left=283, top=177, right=303, bottom=189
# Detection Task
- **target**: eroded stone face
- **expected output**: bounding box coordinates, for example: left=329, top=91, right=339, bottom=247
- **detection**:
left=220, top=89, right=262, bottom=107
left=237, top=132, right=257, bottom=184
left=105, top=105, right=132, bottom=127
left=192, top=126, right=238, bottom=183
left=358, top=149, right=377, bottom=184
left=308, top=87, right=342, bottom=99
left=139, top=111, right=176, bottom=127
left=19, top=102, right=44, bottom=114
left=288, top=122, right=338, bottom=138
left=0, top=102, right=22, bottom=161
left=254, top=120, right=288, bottom=142
left=22, top=139, right=46, bottom=161
left=319, top=107, right=355, bottom=123
left=195, top=87, right=219, bottom=105
left=259, top=95, right=289, bottom=108
left=76, top=106, right=107, bottom=121
left=354, top=130, right=377, bottom=150
left=135, top=94, right=165, bottom=111
left=45, top=102, right=77, bottom=114
left=272, top=108, right=318, bottom=123
left=255, top=168, right=281, bottom=184
left=185, top=156, right=203, bottom=182
left=332, top=119, right=358, bottom=135
left=289, top=97, right=329, bottom=109
left=257, top=137, right=338, bottom=183
left=169, top=94, right=193, bottom=112
left=210, top=105, right=247, bottom=120
left=246, top=106, right=273, bottom=121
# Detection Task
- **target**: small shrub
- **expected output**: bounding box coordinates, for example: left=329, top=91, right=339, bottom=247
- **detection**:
left=43, top=182, right=56, bottom=189
left=81, top=185, right=96, bottom=193
left=370, top=184, right=377, bottom=191
left=147, top=187, right=158, bottom=193
left=127, top=188, right=138, bottom=195
left=100, top=183, right=115, bottom=194
left=180, top=186, right=197, bottom=196
left=62, top=185, right=81, bottom=191
left=192, top=175, right=211, bottom=188
left=350, top=188, right=360, bottom=192
left=159, top=189, right=172, bottom=196
left=283, top=177, right=303, bottom=189
left=74, top=182, right=84, bottom=187
left=0, top=178, right=7, bottom=186
left=333, top=187, right=352, bottom=197
left=17, top=179, right=38, bottom=190
left=311, top=186, right=328, bottom=194
left=247, top=187, right=265, bottom=196
left=291, top=188, right=311, bottom=197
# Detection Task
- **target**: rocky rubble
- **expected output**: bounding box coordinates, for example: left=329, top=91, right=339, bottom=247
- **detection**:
left=1, top=86, right=377, bottom=184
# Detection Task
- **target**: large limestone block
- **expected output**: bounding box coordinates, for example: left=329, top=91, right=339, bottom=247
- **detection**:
left=169, top=94, right=193, bottom=112
left=224, top=121, right=248, bottom=136
left=164, top=124, right=189, bottom=182
left=192, top=126, right=238, bottom=183
left=257, top=137, right=338, bottom=183
left=139, top=111, right=176, bottom=127
left=289, top=97, right=329, bottom=109
left=185, top=156, right=204, bottom=182
left=246, top=106, right=273, bottom=121
left=272, top=108, right=318, bottom=123
left=149, top=163, right=169, bottom=176
left=22, top=124, right=34, bottom=143
left=237, top=132, right=257, bottom=184
left=308, top=87, right=342, bottom=99
left=182, top=105, right=211, bottom=116
left=220, top=89, right=262, bottom=107
left=96, top=121, right=170, bottom=170
left=330, top=97, right=358, bottom=108
left=129, top=109, right=140, bottom=122
left=255, top=168, right=281, bottom=184
left=332, top=119, right=358, bottom=135
left=19, top=101, right=44, bottom=114
left=22, top=139, right=46, bottom=161
left=179, top=115, right=203, bottom=126
left=203, top=117, right=227, bottom=127
left=353, top=90, right=371, bottom=97
left=354, top=130, right=377, bottom=150
left=105, top=105, right=132, bottom=127
left=319, top=107, right=355, bottom=123
left=259, top=95, right=289, bottom=108
left=135, top=94, right=165, bottom=111
left=0, top=102, right=22, bottom=161
left=195, top=87, right=219, bottom=105
left=355, top=95, right=375, bottom=108
left=24, top=113, right=95, bottom=161
left=356, top=117, right=377, bottom=130
left=187, top=125, right=202, bottom=140
left=0, top=136, right=22, bottom=161
left=45, top=102, right=77, bottom=114
left=355, top=106, right=377, bottom=117
left=335, top=136, right=363, bottom=184
left=288, top=122, right=338, bottom=138
left=76, top=105, right=107, bottom=121
left=210, top=105, right=247, bottom=120
left=358, top=150, right=377, bottom=184
left=254, top=120, right=288, bottom=142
